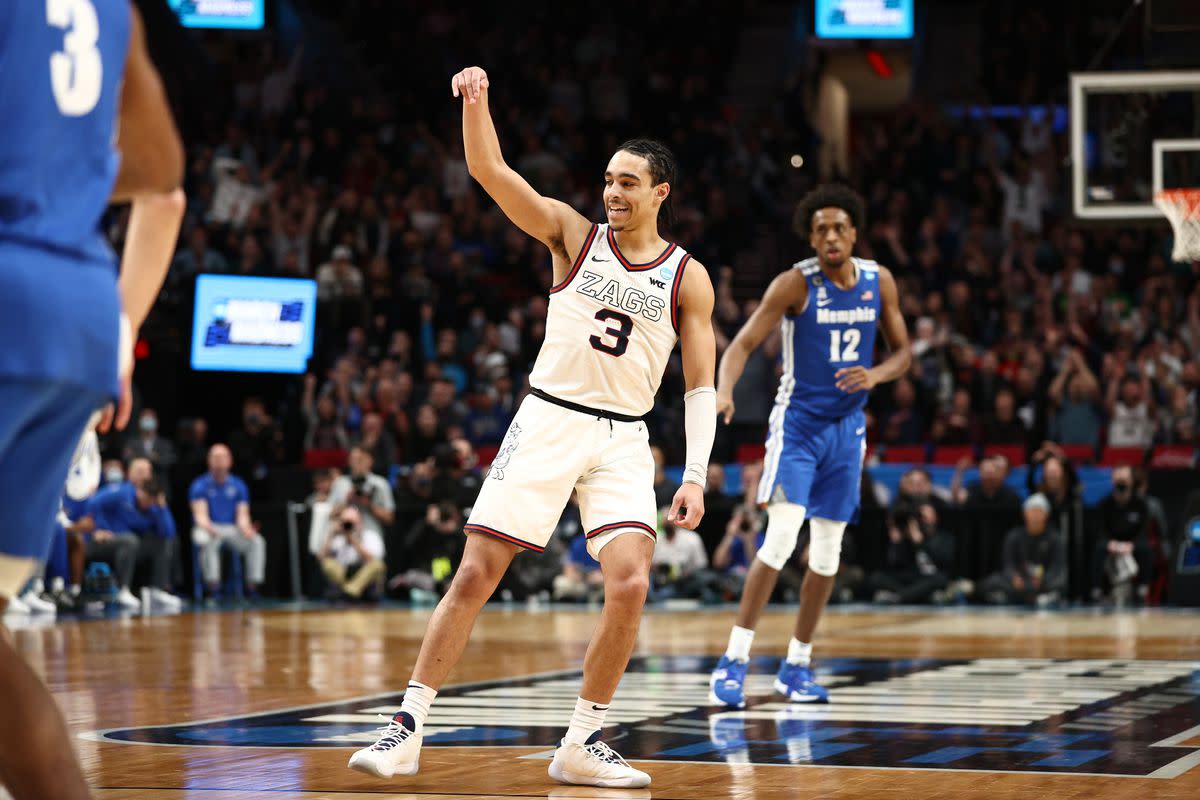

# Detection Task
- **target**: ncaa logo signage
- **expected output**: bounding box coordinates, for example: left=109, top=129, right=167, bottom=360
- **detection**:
left=85, top=656, right=1200, bottom=778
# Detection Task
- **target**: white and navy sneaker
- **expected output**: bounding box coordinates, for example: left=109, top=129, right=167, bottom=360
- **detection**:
left=348, top=712, right=422, bottom=778
left=548, top=731, right=651, bottom=788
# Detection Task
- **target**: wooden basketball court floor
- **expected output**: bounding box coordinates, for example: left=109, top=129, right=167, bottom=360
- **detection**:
left=11, top=603, right=1200, bottom=799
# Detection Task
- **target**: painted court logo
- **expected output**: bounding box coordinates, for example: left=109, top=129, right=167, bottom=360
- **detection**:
left=86, top=657, right=1200, bottom=778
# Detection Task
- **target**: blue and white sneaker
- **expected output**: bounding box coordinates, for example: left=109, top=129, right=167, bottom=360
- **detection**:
left=709, top=655, right=748, bottom=708
left=774, top=661, right=829, bottom=703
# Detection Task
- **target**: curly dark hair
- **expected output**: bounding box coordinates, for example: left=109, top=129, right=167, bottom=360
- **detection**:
left=616, top=137, right=677, bottom=229
left=792, top=183, right=866, bottom=237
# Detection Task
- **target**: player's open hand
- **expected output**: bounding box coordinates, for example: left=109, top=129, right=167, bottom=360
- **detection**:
left=668, top=483, right=705, bottom=530
left=451, top=66, right=490, bottom=104
left=716, top=390, right=735, bottom=424
left=97, top=313, right=134, bottom=434
left=835, top=365, right=877, bottom=394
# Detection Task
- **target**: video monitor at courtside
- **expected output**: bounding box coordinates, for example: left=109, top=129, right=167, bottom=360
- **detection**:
left=167, top=0, right=265, bottom=30
left=190, top=275, right=316, bottom=374
left=815, top=0, right=914, bottom=40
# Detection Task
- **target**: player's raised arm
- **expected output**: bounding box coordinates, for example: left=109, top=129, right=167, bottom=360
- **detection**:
left=452, top=66, right=590, bottom=266
left=670, top=259, right=718, bottom=530
left=834, top=265, right=911, bottom=393
left=717, top=270, right=807, bottom=423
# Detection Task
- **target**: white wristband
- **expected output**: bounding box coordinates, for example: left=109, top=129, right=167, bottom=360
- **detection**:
left=682, top=386, right=716, bottom=488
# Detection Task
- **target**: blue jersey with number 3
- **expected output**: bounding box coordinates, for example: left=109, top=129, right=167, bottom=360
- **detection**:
left=0, top=0, right=129, bottom=394
left=779, top=256, right=880, bottom=420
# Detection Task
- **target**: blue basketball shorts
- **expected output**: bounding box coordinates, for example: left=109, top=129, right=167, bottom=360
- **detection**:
left=0, top=379, right=106, bottom=592
left=757, top=407, right=866, bottom=523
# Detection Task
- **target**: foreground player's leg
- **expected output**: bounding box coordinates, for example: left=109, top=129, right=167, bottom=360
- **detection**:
left=549, top=531, right=653, bottom=789
left=0, top=605, right=92, bottom=800
left=711, top=503, right=805, bottom=708
left=774, top=517, right=844, bottom=704
left=348, top=533, right=517, bottom=779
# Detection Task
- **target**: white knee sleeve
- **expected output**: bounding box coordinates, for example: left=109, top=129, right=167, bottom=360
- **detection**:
left=807, top=517, right=846, bottom=577
left=756, top=503, right=806, bottom=570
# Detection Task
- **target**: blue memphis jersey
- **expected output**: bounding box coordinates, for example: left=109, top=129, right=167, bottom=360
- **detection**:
left=0, top=0, right=130, bottom=394
left=777, top=256, right=881, bottom=419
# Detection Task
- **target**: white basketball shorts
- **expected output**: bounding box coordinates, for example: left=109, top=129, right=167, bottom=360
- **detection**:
left=465, top=393, right=657, bottom=559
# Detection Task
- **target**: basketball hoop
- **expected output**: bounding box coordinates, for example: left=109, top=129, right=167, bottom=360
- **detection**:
left=1155, top=188, right=1200, bottom=262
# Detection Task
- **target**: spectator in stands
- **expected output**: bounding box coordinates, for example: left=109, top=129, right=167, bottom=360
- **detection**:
left=866, top=502, right=954, bottom=605
left=78, top=466, right=141, bottom=610
left=228, top=397, right=285, bottom=490
left=355, top=411, right=397, bottom=471
left=303, top=375, right=349, bottom=451
left=651, top=507, right=712, bottom=602
left=1048, top=349, right=1102, bottom=447
left=316, top=244, right=364, bottom=300
left=170, top=225, right=227, bottom=281
left=553, top=528, right=604, bottom=603
left=1092, top=465, right=1152, bottom=605
left=328, top=445, right=395, bottom=542
left=123, top=407, right=177, bottom=491
left=189, top=444, right=266, bottom=598
left=951, top=455, right=1021, bottom=511
left=712, top=503, right=763, bottom=599
left=932, top=386, right=978, bottom=445
left=319, top=506, right=385, bottom=600
left=897, top=467, right=949, bottom=512
left=89, top=464, right=181, bottom=610
left=407, top=404, right=443, bottom=464
left=651, top=445, right=678, bottom=509
left=391, top=500, right=465, bottom=602
left=979, top=493, right=1065, bottom=606
left=698, top=463, right=736, bottom=559
left=1106, top=373, right=1156, bottom=450
left=983, top=387, right=1029, bottom=446
left=880, top=377, right=925, bottom=445
left=1158, top=384, right=1197, bottom=444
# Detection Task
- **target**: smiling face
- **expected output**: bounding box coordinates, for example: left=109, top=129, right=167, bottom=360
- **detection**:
left=603, top=150, right=668, bottom=232
left=808, top=208, right=857, bottom=269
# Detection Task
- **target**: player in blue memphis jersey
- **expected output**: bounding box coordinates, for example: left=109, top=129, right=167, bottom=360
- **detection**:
left=0, top=4, right=183, bottom=799
left=709, top=184, right=911, bottom=708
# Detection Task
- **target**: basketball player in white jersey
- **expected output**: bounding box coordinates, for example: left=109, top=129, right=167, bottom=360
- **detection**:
left=350, top=66, right=717, bottom=788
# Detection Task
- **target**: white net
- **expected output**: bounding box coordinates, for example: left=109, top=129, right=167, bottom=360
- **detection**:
left=1155, top=189, right=1200, bottom=262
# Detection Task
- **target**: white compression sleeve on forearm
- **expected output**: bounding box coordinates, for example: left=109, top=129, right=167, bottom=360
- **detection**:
left=682, top=387, right=717, bottom=487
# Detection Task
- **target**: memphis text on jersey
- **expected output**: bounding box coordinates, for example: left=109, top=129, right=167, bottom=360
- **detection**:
left=815, top=305, right=877, bottom=325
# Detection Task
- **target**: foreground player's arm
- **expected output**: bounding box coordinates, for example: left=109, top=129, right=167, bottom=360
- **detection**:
left=669, top=261, right=717, bottom=530
left=99, top=6, right=185, bottom=433
left=716, top=270, right=806, bottom=422
left=452, top=66, right=590, bottom=272
left=835, top=266, right=911, bottom=393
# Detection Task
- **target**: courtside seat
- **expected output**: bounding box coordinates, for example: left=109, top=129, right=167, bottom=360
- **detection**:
left=982, top=444, right=1026, bottom=465
left=881, top=444, right=928, bottom=464
left=303, top=448, right=348, bottom=470
left=1099, top=446, right=1147, bottom=467
left=735, top=443, right=766, bottom=463
left=932, top=445, right=975, bottom=465
left=1150, top=445, right=1197, bottom=469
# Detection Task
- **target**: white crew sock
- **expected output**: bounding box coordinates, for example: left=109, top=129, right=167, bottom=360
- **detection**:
left=398, top=680, right=437, bottom=731
left=564, top=696, right=609, bottom=744
left=787, top=638, right=813, bottom=666
left=725, top=625, right=755, bottom=661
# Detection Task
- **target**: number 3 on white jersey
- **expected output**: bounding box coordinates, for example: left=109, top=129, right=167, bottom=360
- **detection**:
left=47, top=0, right=103, bottom=117
left=829, top=328, right=860, bottom=363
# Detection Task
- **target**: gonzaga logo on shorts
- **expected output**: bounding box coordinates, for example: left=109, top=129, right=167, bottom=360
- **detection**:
left=86, top=656, right=1200, bottom=778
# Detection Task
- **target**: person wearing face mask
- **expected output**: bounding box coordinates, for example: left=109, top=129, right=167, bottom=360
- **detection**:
left=122, top=407, right=177, bottom=493
left=1092, top=465, right=1151, bottom=605
left=319, top=506, right=386, bottom=600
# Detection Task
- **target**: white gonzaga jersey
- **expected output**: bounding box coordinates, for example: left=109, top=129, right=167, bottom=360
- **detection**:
left=528, top=223, right=692, bottom=417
